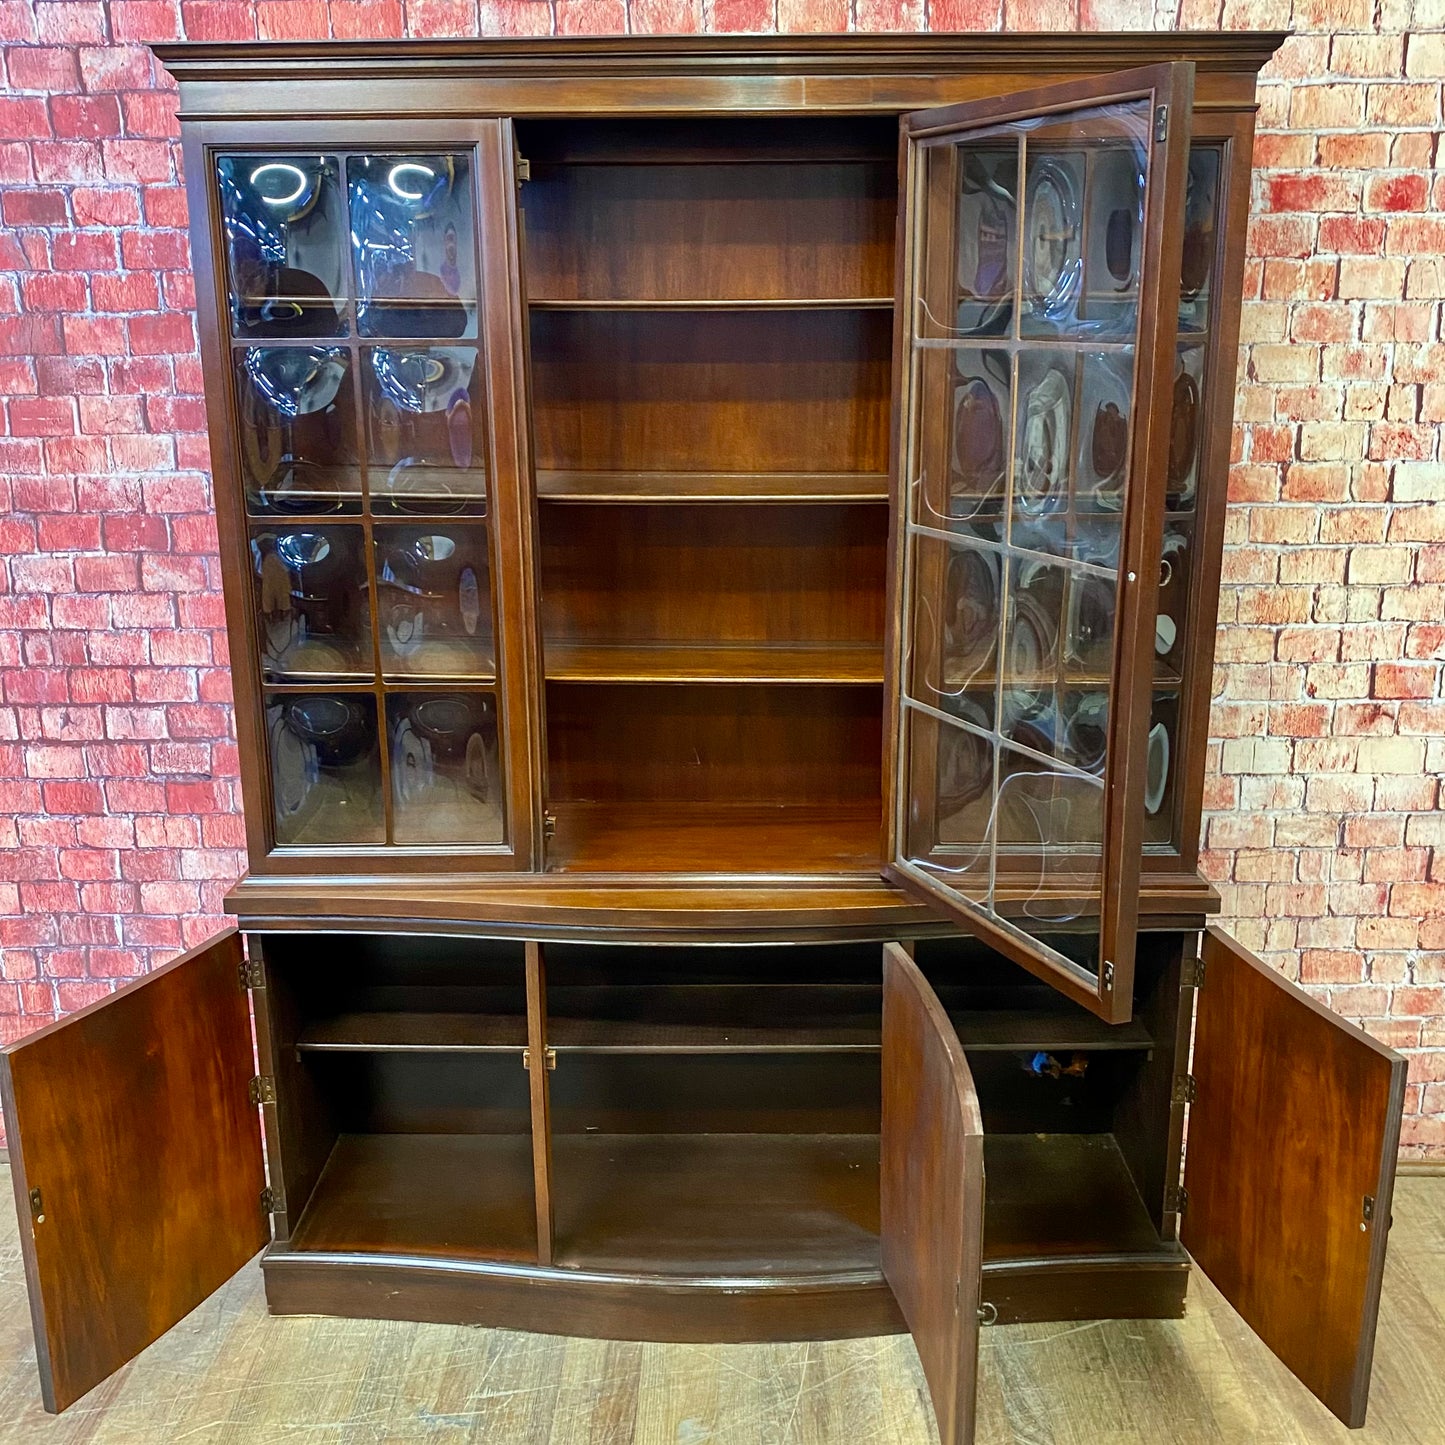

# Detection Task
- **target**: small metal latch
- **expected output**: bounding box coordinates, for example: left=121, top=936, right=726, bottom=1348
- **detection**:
left=29, top=1188, right=44, bottom=1223
left=1181, top=956, right=1206, bottom=989
left=1165, top=1184, right=1190, bottom=1216
left=523, top=1047, right=556, bottom=1072
left=1154, top=104, right=1169, bottom=143
left=1361, top=1195, right=1375, bottom=1231
left=1172, top=1074, right=1197, bottom=1105
left=248, top=1075, right=276, bottom=1105
left=977, top=1301, right=998, bottom=1326
left=515, top=155, right=531, bottom=184
left=543, top=810, right=557, bottom=842
left=239, top=958, right=264, bottom=990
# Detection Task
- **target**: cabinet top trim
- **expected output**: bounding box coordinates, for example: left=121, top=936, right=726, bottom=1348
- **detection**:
left=155, top=32, right=1288, bottom=87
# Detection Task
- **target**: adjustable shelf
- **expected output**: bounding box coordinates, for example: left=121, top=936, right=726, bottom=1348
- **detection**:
left=535, top=470, right=890, bottom=503
left=544, top=641, right=884, bottom=686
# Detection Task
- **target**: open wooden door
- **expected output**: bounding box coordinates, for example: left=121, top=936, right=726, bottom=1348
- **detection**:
left=0, top=929, right=268, bottom=1413
left=1182, top=927, right=1407, bottom=1428
left=881, top=942, right=985, bottom=1445
left=884, top=65, right=1194, bottom=1024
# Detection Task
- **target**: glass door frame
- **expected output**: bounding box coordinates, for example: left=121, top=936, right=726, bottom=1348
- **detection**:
left=184, top=116, right=544, bottom=874
left=882, top=65, right=1195, bottom=1023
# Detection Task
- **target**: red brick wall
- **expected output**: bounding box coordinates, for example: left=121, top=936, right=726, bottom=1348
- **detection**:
left=0, top=1, right=1441, bottom=1160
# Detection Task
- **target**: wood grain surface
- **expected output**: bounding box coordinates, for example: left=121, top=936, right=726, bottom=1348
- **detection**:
left=4, top=1161, right=1438, bottom=1440
left=0, top=932, right=266, bottom=1414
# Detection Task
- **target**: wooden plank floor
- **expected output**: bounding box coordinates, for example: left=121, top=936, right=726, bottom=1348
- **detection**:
left=0, top=1161, right=1440, bottom=1443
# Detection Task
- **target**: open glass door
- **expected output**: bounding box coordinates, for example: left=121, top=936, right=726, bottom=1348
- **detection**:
left=1183, top=927, right=1406, bottom=1428
left=0, top=931, right=267, bottom=1413
left=886, top=66, right=1194, bottom=1022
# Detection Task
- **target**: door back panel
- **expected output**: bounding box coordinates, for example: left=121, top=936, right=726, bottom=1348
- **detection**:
left=0, top=930, right=267, bottom=1412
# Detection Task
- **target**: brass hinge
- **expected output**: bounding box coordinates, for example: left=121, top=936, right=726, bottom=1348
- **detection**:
left=248, top=1075, right=276, bottom=1105
left=29, top=1188, right=44, bottom=1223
left=1181, top=956, right=1206, bottom=990
left=522, top=1047, right=556, bottom=1072
left=1361, top=1195, right=1375, bottom=1230
left=515, top=154, right=531, bottom=184
left=1165, top=1184, right=1190, bottom=1216
left=260, top=1185, right=284, bottom=1214
left=1154, top=104, right=1169, bottom=143
left=239, top=958, right=264, bottom=990
left=1172, top=1074, right=1197, bottom=1105
left=543, top=810, right=557, bottom=843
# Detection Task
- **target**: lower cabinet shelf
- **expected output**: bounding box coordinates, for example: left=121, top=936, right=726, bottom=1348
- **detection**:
left=286, top=1133, right=538, bottom=1262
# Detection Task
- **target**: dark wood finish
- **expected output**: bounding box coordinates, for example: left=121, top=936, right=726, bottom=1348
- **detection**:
left=1183, top=927, right=1407, bottom=1428
left=552, top=1132, right=879, bottom=1276
left=881, top=943, right=985, bottom=1445
left=884, top=64, right=1196, bottom=1026
left=982, top=1255, right=1188, bottom=1325
left=287, top=1133, right=537, bottom=1261
left=296, top=1012, right=527, bottom=1051
left=0, top=930, right=266, bottom=1413
left=531, top=308, right=891, bottom=475
left=524, top=941, right=555, bottom=1265
left=536, top=469, right=889, bottom=503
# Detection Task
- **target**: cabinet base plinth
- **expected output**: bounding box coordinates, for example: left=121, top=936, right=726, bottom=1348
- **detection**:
left=260, top=1248, right=1190, bottom=1342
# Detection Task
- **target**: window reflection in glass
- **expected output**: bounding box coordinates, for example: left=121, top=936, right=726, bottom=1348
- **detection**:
left=217, top=154, right=347, bottom=338
left=348, top=153, right=477, bottom=339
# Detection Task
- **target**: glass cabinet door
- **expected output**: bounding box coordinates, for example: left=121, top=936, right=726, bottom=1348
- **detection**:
left=887, top=66, right=1195, bottom=1022
left=212, top=131, right=522, bottom=858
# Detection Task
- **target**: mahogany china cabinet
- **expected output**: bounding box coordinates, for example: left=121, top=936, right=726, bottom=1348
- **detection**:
left=0, top=32, right=1409, bottom=1439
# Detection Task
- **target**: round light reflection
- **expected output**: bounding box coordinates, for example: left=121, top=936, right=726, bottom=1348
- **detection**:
left=387, top=162, right=436, bottom=201
left=250, top=162, right=308, bottom=207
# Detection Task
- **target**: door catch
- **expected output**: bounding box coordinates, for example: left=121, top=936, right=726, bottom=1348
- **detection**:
left=29, top=1188, right=44, bottom=1223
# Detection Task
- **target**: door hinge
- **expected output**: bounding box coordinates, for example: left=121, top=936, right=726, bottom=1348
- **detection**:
left=1361, top=1194, right=1375, bottom=1230
left=1154, top=104, right=1169, bottom=143
left=239, top=958, right=264, bottom=991
left=248, top=1075, right=276, bottom=1105
left=1181, top=955, right=1206, bottom=989
left=515, top=154, right=531, bottom=185
left=543, top=810, right=557, bottom=843
left=1172, top=1073, right=1197, bottom=1105
left=522, top=1047, right=556, bottom=1072
left=260, top=1185, right=284, bottom=1215
left=29, top=1188, right=44, bottom=1223
left=1165, top=1184, right=1190, bottom=1216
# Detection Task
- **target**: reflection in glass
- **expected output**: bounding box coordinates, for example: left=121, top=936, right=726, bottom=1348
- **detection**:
left=1169, top=346, right=1203, bottom=509
left=375, top=525, right=494, bottom=678
left=1156, top=523, right=1190, bottom=671
left=955, top=147, right=1018, bottom=337
left=1085, top=145, right=1144, bottom=336
left=1064, top=571, right=1115, bottom=679
left=1013, top=351, right=1073, bottom=526
left=349, top=153, right=477, bottom=339
left=364, top=346, right=487, bottom=515
left=905, top=710, right=991, bottom=902
left=995, top=750, right=1103, bottom=927
left=217, top=154, right=346, bottom=338
left=236, top=347, right=359, bottom=515
left=1020, top=153, right=1083, bottom=336
left=388, top=691, right=503, bottom=845
left=1076, top=350, right=1133, bottom=516
left=1060, top=691, right=1108, bottom=775
left=1179, top=148, right=1220, bottom=332
left=1143, top=691, right=1178, bottom=846
left=950, top=349, right=1009, bottom=533
left=268, top=692, right=382, bottom=845
left=943, top=546, right=1001, bottom=700
left=1001, top=557, right=1064, bottom=755
left=251, top=525, right=371, bottom=681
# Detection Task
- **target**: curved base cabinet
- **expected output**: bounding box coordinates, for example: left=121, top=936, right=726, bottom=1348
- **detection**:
left=259, top=1249, right=1188, bottom=1343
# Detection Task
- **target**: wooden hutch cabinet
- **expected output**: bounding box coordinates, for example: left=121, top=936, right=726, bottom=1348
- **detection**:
left=0, top=33, right=1409, bottom=1439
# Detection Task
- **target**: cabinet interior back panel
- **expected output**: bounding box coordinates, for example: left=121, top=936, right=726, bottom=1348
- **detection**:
left=523, top=161, right=897, bottom=302
left=528, top=309, right=892, bottom=474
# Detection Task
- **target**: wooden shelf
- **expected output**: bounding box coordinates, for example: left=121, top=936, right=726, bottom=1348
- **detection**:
left=536, top=470, right=889, bottom=503
left=287, top=1133, right=537, bottom=1261
left=982, top=1133, right=1162, bottom=1262
left=529, top=297, right=893, bottom=311
left=545, top=641, right=884, bottom=685
left=547, top=984, right=880, bottom=1053
left=545, top=800, right=882, bottom=875
left=543, top=984, right=1152, bottom=1054
left=552, top=1132, right=881, bottom=1275
left=296, top=1012, right=526, bottom=1052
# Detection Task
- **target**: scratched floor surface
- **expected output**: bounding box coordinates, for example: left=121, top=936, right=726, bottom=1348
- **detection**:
left=1, top=1162, right=1441, bottom=1443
